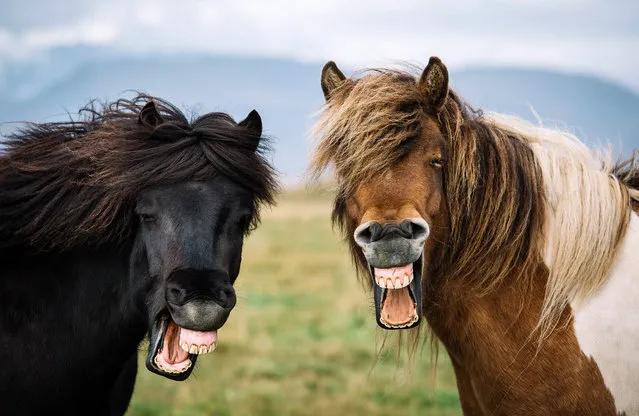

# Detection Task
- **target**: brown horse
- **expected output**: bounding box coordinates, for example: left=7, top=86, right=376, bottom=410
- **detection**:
left=309, top=57, right=639, bottom=415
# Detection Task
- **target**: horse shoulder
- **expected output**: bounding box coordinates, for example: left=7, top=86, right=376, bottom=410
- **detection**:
left=431, top=272, right=620, bottom=415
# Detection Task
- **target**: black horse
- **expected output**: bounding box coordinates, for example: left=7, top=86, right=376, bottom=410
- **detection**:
left=0, top=95, right=278, bottom=415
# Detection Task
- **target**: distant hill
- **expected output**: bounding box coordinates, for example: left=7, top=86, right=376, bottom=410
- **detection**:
left=1, top=55, right=638, bottom=181
left=0, top=56, right=326, bottom=182
left=451, top=68, right=639, bottom=155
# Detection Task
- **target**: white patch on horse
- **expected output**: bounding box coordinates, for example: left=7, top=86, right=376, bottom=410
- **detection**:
left=573, top=212, right=639, bottom=416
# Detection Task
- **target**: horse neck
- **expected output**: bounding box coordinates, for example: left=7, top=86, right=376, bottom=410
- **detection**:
left=0, top=239, right=140, bottom=322
left=425, top=260, right=550, bottom=351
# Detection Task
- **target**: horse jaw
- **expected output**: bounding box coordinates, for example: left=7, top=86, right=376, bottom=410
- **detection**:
left=372, top=256, right=423, bottom=330
left=145, top=315, right=198, bottom=381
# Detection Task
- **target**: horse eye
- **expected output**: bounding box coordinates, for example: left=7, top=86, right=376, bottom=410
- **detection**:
left=430, top=158, right=444, bottom=168
left=139, top=213, right=156, bottom=224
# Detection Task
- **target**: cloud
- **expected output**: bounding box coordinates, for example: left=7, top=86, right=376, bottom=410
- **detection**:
left=20, top=20, right=118, bottom=49
left=0, top=0, right=638, bottom=91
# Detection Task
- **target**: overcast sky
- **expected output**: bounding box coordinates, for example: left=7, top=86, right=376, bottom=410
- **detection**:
left=1, top=0, right=638, bottom=91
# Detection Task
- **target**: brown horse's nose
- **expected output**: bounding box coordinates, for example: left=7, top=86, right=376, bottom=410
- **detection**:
left=354, top=218, right=429, bottom=247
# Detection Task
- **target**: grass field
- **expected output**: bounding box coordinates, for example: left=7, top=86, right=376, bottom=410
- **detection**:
left=126, top=187, right=462, bottom=416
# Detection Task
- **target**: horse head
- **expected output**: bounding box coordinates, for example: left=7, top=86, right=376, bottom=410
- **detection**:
left=126, top=102, right=275, bottom=380
left=314, top=58, right=451, bottom=330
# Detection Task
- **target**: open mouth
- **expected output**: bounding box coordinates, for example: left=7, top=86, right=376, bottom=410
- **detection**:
left=371, top=257, right=422, bottom=330
left=145, top=314, right=219, bottom=381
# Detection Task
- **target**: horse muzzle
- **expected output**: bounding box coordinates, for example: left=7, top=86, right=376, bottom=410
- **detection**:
left=145, top=268, right=236, bottom=381
left=354, top=219, right=427, bottom=330
left=165, top=268, right=237, bottom=331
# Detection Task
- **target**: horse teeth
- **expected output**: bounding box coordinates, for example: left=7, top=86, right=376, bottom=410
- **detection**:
left=198, top=345, right=208, bottom=354
left=180, top=341, right=190, bottom=352
left=153, top=355, right=192, bottom=374
left=189, top=344, right=198, bottom=354
left=385, top=273, right=413, bottom=289
left=375, top=270, right=416, bottom=289
left=209, top=342, right=217, bottom=352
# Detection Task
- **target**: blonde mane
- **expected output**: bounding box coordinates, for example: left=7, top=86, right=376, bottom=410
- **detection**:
left=484, top=113, right=635, bottom=336
left=309, top=68, right=637, bottom=336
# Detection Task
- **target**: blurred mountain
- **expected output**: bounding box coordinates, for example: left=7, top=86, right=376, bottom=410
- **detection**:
left=1, top=54, right=638, bottom=181
left=0, top=55, right=326, bottom=182
left=451, top=68, right=639, bottom=157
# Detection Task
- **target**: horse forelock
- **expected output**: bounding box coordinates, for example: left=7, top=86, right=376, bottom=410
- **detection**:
left=0, top=94, right=278, bottom=252
left=310, top=66, right=636, bottom=340
left=309, top=69, right=424, bottom=195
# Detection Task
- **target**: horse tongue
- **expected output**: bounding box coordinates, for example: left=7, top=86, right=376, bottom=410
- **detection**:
left=381, top=287, right=415, bottom=326
left=160, top=321, right=190, bottom=366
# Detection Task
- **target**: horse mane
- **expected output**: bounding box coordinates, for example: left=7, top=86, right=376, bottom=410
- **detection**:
left=612, top=151, right=639, bottom=210
left=310, top=68, right=637, bottom=336
left=0, top=94, right=278, bottom=252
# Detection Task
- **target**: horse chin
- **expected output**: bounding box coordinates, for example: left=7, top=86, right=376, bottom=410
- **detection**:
left=371, top=256, right=423, bottom=330
left=145, top=315, right=198, bottom=381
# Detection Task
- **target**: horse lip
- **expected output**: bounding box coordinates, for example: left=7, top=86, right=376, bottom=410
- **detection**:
left=145, top=314, right=198, bottom=381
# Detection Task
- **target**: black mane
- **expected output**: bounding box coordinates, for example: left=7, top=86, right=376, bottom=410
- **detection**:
left=0, top=94, right=278, bottom=251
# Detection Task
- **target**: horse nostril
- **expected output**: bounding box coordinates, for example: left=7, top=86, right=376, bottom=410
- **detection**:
left=355, top=218, right=430, bottom=247
left=217, top=287, right=237, bottom=309
left=400, top=218, right=430, bottom=242
left=400, top=219, right=413, bottom=235
left=166, top=283, right=187, bottom=305
left=354, top=221, right=383, bottom=247
left=217, top=289, right=227, bottom=304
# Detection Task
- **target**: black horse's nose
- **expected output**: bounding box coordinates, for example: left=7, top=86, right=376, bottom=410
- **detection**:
left=166, top=268, right=234, bottom=307
left=354, top=218, right=430, bottom=247
left=166, top=268, right=237, bottom=331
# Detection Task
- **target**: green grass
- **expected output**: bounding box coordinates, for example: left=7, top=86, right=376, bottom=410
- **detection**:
left=126, top=189, right=462, bottom=416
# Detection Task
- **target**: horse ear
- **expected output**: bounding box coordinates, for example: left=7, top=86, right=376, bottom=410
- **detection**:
left=138, top=101, right=164, bottom=127
left=321, top=61, right=347, bottom=101
left=418, top=56, right=449, bottom=112
left=239, top=109, right=262, bottom=136
left=239, top=109, right=262, bottom=152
